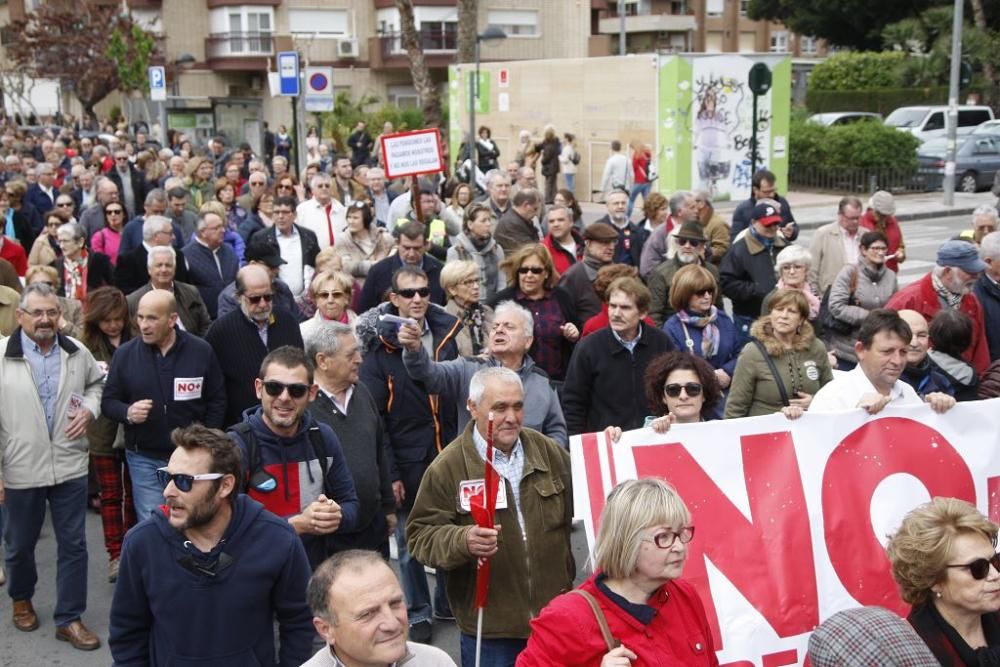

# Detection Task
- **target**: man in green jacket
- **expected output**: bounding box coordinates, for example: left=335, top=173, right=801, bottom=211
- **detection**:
left=406, top=367, right=574, bottom=665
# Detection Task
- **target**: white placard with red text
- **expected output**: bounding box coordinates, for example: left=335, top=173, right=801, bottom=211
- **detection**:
left=379, top=128, right=445, bottom=180
left=570, top=400, right=1000, bottom=666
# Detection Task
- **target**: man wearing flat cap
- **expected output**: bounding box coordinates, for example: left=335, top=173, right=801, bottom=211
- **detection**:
left=887, top=239, right=991, bottom=375
left=647, top=220, right=722, bottom=326
left=720, top=201, right=790, bottom=340
left=558, top=221, right=618, bottom=322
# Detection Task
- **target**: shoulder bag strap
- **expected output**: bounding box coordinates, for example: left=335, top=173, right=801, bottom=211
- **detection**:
left=569, top=589, right=620, bottom=652
left=750, top=337, right=790, bottom=407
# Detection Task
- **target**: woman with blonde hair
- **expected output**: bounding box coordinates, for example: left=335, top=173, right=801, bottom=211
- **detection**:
left=300, top=270, right=357, bottom=340
left=439, top=260, right=493, bottom=357
left=518, top=478, right=717, bottom=666
left=183, top=156, right=215, bottom=212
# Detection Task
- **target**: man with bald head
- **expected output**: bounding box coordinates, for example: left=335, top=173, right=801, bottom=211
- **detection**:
left=897, top=309, right=955, bottom=398
left=206, top=264, right=304, bottom=426
left=102, top=289, right=226, bottom=520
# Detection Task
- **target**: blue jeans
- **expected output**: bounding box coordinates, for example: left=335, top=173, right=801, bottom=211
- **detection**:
left=395, top=507, right=432, bottom=625
left=125, top=450, right=169, bottom=522
left=564, top=173, right=575, bottom=195
left=4, top=476, right=88, bottom=625
left=460, top=634, right=527, bottom=667
left=627, top=182, right=651, bottom=220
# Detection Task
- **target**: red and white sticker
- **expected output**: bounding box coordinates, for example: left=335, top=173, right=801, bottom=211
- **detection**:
left=458, top=478, right=508, bottom=512
left=173, top=377, right=204, bottom=401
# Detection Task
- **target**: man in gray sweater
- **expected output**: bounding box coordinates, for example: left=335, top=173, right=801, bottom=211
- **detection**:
left=398, top=301, right=568, bottom=447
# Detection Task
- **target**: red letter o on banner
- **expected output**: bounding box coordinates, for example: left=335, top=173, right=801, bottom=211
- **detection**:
left=822, top=417, right=975, bottom=613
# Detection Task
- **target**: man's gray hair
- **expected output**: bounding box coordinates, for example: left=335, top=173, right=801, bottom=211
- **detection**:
left=546, top=205, right=572, bottom=221
left=494, top=300, right=533, bottom=337
left=145, top=188, right=167, bottom=206
left=37, top=162, right=53, bottom=176
left=973, top=205, right=999, bottom=222
left=59, top=222, right=86, bottom=244
left=981, top=231, right=1000, bottom=260
left=486, top=169, right=510, bottom=188
left=668, top=191, right=691, bottom=216
left=310, top=172, right=332, bottom=189
left=468, top=366, right=523, bottom=406
left=142, top=215, right=172, bottom=241
left=146, top=245, right=177, bottom=268
left=304, top=321, right=357, bottom=363
left=19, top=282, right=59, bottom=310
left=367, top=167, right=385, bottom=179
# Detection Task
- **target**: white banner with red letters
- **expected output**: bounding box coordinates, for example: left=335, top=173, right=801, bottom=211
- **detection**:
left=570, top=400, right=1000, bottom=666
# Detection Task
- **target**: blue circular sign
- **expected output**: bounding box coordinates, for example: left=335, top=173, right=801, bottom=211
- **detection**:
left=309, top=73, right=329, bottom=91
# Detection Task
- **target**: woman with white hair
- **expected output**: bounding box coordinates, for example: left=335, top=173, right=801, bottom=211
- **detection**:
left=518, top=478, right=717, bottom=666
left=762, top=244, right=821, bottom=328
left=438, top=259, right=493, bottom=358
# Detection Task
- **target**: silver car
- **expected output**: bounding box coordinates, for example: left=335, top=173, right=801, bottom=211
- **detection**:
left=916, top=134, right=1000, bottom=193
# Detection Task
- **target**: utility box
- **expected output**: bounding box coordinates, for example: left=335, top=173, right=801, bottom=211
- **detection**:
left=449, top=52, right=790, bottom=203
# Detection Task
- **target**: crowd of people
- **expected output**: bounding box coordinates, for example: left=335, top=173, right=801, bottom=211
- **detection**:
left=0, top=117, right=998, bottom=667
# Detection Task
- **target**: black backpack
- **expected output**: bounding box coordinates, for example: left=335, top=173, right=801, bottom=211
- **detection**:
left=229, top=422, right=333, bottom=498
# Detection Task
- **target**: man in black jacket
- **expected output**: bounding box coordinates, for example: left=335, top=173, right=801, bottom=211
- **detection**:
left=562, top=276, right=673, bottom=435
left=729, top=168, right=798, bottom=242
left=247, top=195, right=318, bottom=299
left=107, top=150, right=148, bottom=219
left=205, top=264, right=304, bottom=427
left=101, top=290, right=226, bottom=520
left=358, top=221, right=445, bottom=313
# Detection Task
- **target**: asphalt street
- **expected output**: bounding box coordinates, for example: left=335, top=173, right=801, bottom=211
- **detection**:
left=0, top=214, right=974, bottom=666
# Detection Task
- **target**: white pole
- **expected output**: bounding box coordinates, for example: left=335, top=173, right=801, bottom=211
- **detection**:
left=474, top=607, right=484, bottom=667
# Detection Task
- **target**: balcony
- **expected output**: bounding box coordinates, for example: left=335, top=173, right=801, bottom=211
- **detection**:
left=369, top=27, right=457, bottom=70
left=205, top=31, right=274, bottom=70
left=597, top=13, right=696, bottom=34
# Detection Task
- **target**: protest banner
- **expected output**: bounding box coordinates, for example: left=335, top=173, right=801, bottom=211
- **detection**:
left=379, top=128, right=445, bottom=180
left=570, top=400, right=1000, bottom=666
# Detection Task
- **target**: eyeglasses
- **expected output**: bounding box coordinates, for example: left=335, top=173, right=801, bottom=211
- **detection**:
left=781, top=264, right=806, bottom=272
left=46, top=221, right=61, bottom=228
left=313, top=183, right=331, bottom=189
left=316, top=290, right=347, bottom=300
left=262, top=380, right=310, bottom=399
left=245, top=293, right=273, bottom=305
left=277, top=183, right=293, bottom=190
left=156, top=467, right=224, bottom=493
left=664, top=382, right=703, bottom=398
left=693, top=288, right=714, bottom=298
left=250, top=181, right=266, bottom=187
left=115, top=156, right=129, bottom=162
left=677, top=238, right=704, bottom=247
left=459, top=278, right=480, bottom=288
left=56, top=201, right=74, bottom=208
left=22, top=308, right=60, bottom=319
left=395, top=287, right=431, bottom=299
left=641, top=526, right=696, bottom=549
left=866, top=246, right=889, bottom=253
left=518, top=266, right=545, bottom=275
left=105, top=209, right=124, bottom=216
left=946, top=553, right=1000, bottom=580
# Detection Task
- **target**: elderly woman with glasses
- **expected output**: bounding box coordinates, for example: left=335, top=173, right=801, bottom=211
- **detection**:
left=300, top=270, right=356, bottom=341
left=887, top=497, right=1000, bottom=665
left=51, top=222, right=114, bottom=302
left=90, top=201, right=127, bottom=265
left=762, top=245, right=821, bottom=326
left=30, top=210, right=67, bottom=266
left=439, top=260, right=493, bottom=357
left=518, top=477, right=718, bottom=666
left=337, top=201, right=393, bottom=287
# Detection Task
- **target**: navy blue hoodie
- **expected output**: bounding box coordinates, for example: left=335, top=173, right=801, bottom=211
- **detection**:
left=109, top=495, right=313, bottom=667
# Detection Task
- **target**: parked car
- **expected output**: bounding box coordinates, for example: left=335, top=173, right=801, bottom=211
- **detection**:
left=807, top=112, right=883, bottom=126
left=916, top=133, right=1000, bottom=193
left=973, top=119, right=1000, bottom=135
left=886, top=105, right=994, bottom=143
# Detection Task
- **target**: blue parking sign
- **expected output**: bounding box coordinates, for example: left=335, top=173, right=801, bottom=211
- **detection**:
left=278, top=51, right=300, bottom=97
left=148, top=66, right=166, bottom=102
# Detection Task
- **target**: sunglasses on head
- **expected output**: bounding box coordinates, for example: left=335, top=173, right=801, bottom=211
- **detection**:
left=946, top=553, right=1000, bottom=580
left=518, top=266, right=545, bottom=275
left=262, top=379, right=310, bottom=399
left=156, top=467, right=224, bottom=493
left=664, top=382, right=703, bottom=398
left=395, top=287, right=430, bottom=299
left=245, top=293, right=273, bottom=305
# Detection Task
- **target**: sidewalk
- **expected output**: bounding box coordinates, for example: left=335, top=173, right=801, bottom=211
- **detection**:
left=580, top=190, right=998, bottom=230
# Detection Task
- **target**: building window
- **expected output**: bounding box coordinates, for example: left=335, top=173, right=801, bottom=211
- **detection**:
left=420, top=20, right=457, bottom=50
left=210, top=6, right=274, bottom=55
left=670, top=0, right=688, bottom=15
left=289, top=9, right=349, bottom=38
left=705, top=0, right=724, bottom=16
left=740, top=0, right=750, bottom=16
left=769, top=31, right=788, bottom=53
left=800, top=35, right=818, bottom=55
left=487, top=10, right=540, bottom=37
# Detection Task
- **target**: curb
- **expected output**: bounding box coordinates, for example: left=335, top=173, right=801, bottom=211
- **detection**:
left=793, top=206, right=979, bottom=232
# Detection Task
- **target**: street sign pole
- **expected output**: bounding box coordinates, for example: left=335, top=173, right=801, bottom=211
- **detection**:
left=277, top=51, right=301, bottom=176
left=943, top=0, right=963, bottom=206
left=148, top=66, right=167, bottom=146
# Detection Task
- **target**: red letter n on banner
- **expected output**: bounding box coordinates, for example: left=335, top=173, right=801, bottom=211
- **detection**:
left=633, top=432, right=819, bottom=649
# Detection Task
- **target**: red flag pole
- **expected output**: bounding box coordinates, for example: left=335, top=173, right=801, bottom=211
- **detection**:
left=474, top=411, right=497, bottom=667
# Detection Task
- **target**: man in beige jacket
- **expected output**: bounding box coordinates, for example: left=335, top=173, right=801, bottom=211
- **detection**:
left=809, top=195, right=864, bottom=294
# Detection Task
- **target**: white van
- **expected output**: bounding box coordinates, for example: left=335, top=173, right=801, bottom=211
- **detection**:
left=885, top=105, right=994, bottom=142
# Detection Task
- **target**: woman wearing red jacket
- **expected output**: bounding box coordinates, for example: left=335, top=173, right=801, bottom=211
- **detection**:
left=517, top=478, right=718, bottom=667
left=860, top=190, right=906, bottom=273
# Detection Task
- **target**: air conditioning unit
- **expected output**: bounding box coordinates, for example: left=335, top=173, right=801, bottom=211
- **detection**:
left=338, top=38, right=359, bottom=59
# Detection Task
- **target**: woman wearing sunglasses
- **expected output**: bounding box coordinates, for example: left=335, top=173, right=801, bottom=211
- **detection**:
left=300, top=270, right=356, bottom=341
left=490, top=243, right=579, bottom=382
left=29, top=210, right=67, bottom=266
left=90, top=201, right=126, bottom=265
left=725, top=289, right=833, bottom=420
left=518, top=478, right=718, bottom=666
left=887, top=497, right=1000, bottom=665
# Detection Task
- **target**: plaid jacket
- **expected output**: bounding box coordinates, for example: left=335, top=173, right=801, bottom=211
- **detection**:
left=808, top=606, right=940, bottom=667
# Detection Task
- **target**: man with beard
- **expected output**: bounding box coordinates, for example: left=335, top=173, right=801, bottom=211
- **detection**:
left=559, top=221, right=618, bottom=322
left=228, top=346, right=359, bottom=567
left=639, top=190, right=698, bottom=278
left=205, top=264, right=304, bottom=426
left=887, top=240, right=991, bottom=375
left=897, top=309, right=955, bottom=397
left=109, top=424, right=314, bottom=666
left=810, top=309, right=955, bottom=415
left=102, top=290, right=226, bottom=520
left=647, top=221, right=722, bottom=326
left=0, top=284, right=104, bottom=650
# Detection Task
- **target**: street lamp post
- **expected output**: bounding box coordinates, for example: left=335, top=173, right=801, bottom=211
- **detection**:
left=469, top=25, right=507, bottom=186
left=943, top=0, right=963, bottom=206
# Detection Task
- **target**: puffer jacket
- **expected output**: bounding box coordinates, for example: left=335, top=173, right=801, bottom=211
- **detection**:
left=0, top=330, right=104, bottom=488
left=826, top=259, right=898, bottom=363
left=725, top=316, right=834, bottom=419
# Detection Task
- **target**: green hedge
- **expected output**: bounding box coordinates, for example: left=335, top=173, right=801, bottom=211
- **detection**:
left=808, top=52, right=908, bottom=91
left=790, top=115, right=921, bottom=171
left=804, top=86, right=991, bottom=114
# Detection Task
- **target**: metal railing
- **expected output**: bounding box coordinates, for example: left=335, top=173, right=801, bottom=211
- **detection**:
left=377, top=27, right=457, bottom=56
left=788, top=166, right=927, bottom=194
left=205, top=31, right=274, bottom=59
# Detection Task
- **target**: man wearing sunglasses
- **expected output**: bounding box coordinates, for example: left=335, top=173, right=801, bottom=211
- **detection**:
left=228, top=346, right=359, bottom=567
left=109, top=424, right=314, bottom=667
left=359, top=266, right=462, bottom=643
left=647, top=220, right=722, bottom=326
left=296, top=173, right=346, bottom=251
left=102, top=289, right=226, bottom=520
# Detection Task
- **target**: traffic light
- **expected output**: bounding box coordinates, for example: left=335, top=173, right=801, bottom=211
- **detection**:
left=749, top=63, right=772, bottom=96
left=960, top=60, right=972, bottom=89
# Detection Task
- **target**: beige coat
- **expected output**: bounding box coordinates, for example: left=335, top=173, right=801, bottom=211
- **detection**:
left=809, top=221, right=862, bottom=294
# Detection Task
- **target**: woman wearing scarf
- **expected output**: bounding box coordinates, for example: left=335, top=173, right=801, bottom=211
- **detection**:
left=51, top=222, right=113, bottom=302
left=763, top=245, right=822, bottom=329
left=825, top=230, right=898, bottom=370
left=663, top=265, right=742, bottom=415
left=439, top=260, right=493, bottom=358
left=446, top=203, right=506, bottom=303
left=299, top=270, right=357, bottom=341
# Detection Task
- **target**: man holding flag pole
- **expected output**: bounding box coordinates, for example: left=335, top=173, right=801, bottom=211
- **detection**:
left=407, top=367, right=574, bottom=667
